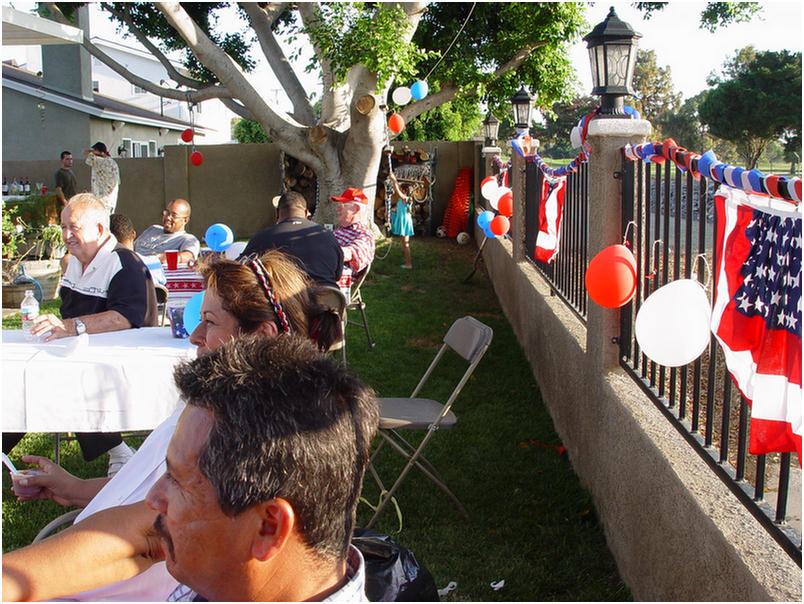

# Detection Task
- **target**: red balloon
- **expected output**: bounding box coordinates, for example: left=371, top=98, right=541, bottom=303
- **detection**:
left=497, top=191, right=514, bottom=217
left=388, top=113, right=405, bottom=134
left=584, top=244, right=637, bottom=308
left=181, top=128, right=194, bottom=143
left=190, top=151, right=204, bottom=166
left=490, top=215, right=510, bottom=237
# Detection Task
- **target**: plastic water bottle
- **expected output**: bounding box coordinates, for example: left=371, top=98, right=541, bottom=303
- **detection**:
left=21, top=290, right=39, bottom=341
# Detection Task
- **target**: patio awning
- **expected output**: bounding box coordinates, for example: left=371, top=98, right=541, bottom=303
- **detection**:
left=2, top=6, right=83, bottom=46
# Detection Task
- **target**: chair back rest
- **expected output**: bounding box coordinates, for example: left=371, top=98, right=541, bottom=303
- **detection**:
left=410, top=316, right=493, bottom=402
left=317, top=285, right=347, bottom=317
left=443, top=316, right=493, bottom=362
left=350, top=262, right=371, bottom=302
left=154, top=283, right=169, bottom=304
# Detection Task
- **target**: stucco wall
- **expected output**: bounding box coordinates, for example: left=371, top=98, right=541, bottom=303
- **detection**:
left=2, top=89, right=91, bottom=162
left=3, top=141, right=475, bottom=240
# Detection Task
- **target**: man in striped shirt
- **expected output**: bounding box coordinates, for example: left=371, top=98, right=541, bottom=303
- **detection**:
left=332, top=188, right=375, bottom=296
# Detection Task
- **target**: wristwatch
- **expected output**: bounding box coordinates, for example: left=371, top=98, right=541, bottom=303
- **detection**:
left=74, top=317, right=86, bottom=336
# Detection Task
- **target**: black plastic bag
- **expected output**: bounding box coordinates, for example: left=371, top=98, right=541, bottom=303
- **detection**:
left=352, top=528, right=439, bottom=601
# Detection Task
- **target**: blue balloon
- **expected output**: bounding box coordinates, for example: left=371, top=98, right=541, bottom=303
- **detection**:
left=482, top=224, right=496, bottom=239
left=410, top=80, right=428, bottom=100
left=183, top=291, right=205, bottom=336
left=205, top=223, right=234, bottom=252
left=477, top=210, right=495, bottom=230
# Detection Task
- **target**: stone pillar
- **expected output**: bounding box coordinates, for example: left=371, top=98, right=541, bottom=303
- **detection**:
left=585, top=117, right=651, bottom=371
left=510, top=149, right=526, bottom=262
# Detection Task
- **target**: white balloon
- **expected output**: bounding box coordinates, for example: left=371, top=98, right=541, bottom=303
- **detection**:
left=391, top=87, right=412, bottom=105
left=224, top=240, right=248, bottom=260
left=481, top=179, right=499, bottom=201
left=487, top=186, right=506, bottom=210
left=570, top=125, right=582, bottom=149
left=635, top=279, right=711, bottom=367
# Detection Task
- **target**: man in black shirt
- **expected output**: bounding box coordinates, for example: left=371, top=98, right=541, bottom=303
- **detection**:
left=242, top=191, right=343, bottom=288
left=54, top=150, right=77, bottom=206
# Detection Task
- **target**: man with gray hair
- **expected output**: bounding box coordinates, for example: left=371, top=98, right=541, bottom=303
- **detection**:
left=17, top=193, right=158, bottom=473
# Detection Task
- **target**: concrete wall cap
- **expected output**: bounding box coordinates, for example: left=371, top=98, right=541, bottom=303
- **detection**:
left=587, top=118, right=652, bottom=137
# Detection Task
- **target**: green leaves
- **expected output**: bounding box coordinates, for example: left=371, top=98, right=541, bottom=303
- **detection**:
left=303, top=3, right=432, bottom=89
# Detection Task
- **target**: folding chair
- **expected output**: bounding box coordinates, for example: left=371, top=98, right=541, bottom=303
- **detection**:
left=317, top=285, right=348, bottom=365
left=346, top=263, right=375, bottom=349
left=33, top=509, right=80, bottom=543
left=366, top=316, right=493, bottom=528
left=154, top=283, right=169, bottom=326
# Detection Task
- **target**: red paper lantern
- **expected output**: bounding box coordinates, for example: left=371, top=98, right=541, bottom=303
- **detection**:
left=584, top=244, right=637, bottom=308
left=497, top=191, right=514, bottom=217
left=490, top=215, right=510, bottom=237
left=181, top=128, right=194, bottom=143
left=388, top=113, right=405, bottom=134
left=190, top=151, right=204, bottom=166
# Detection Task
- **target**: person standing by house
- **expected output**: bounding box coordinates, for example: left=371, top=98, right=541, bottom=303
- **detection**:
left=388, top=172, right=414, bottom=269
left=54, top=150, right=77, bottom=207
left=84, top=142, right=120, bottom=213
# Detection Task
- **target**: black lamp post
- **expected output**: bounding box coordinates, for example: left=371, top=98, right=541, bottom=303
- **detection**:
left=510, top=87, right=534, bottom=130
left=583, top=6, right=641, bottom=117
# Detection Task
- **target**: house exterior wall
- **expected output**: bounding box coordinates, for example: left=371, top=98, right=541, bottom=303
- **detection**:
left=1, top=89, right=90, bottom=162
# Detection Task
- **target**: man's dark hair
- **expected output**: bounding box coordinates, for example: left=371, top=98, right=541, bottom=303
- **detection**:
left=60, top=150, right=72, bottom=160
left=276, top=191, right=308, bottom=214
left=172, top=335, right=378, bottom=561
left=110, top=213, right=136, bottom=244
left=91, top=141, right=108, bottom=155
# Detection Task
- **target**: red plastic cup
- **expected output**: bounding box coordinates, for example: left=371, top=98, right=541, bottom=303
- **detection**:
left=41, top=186, right=47, bottom=195
left=165, top=250, right=179, bottom=270
left=11, top=469, right=44, bottom=498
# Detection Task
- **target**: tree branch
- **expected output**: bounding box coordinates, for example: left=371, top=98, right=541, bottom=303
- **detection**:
left=241, top=2, right=316, bottom=125
left=399, top=41, right=546, bottom=124
left=156, top=2, right=318, bottom=170
left=100, top=2, right=201, bottom=90
left=39, top=3, right=230, bottom=103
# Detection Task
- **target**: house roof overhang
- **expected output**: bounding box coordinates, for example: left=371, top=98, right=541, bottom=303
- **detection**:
left=2, top=6, right=83, bottom=46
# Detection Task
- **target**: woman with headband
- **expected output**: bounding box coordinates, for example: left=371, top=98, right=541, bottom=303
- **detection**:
left=8, top=250, right=342, bottom=601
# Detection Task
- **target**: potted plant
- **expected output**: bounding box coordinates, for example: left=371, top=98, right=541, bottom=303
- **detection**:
left=2, top=197, right=64, bottom=306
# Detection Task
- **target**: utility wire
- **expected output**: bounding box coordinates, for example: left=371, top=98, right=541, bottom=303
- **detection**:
left=423, top=2, right=476, bottom=82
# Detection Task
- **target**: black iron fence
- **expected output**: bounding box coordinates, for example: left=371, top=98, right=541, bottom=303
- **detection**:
left=525, top=161, right=589, bottom=322
left=619, top=156, right=801, bottom=565
left=520, top=149, right=800, bottom=564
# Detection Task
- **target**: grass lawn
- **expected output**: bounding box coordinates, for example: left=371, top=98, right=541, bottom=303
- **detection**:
left=2, top=235, right=630, bottom=601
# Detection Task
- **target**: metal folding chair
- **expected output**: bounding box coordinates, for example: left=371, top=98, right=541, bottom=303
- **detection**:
left=317, top=285, right=348, bottom=365
left=346, top=263, right=375, bottom=350
left=366, top=316, right=493, bottom=528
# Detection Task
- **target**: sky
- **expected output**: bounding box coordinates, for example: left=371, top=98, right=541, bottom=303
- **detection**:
left=2, top=1, right=802, bottom=105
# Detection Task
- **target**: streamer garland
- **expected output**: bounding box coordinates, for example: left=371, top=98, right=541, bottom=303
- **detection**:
left=624, top=139, right=801, bottom=205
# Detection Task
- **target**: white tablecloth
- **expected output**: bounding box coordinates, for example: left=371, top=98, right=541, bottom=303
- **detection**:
left=2, top=327, right=196, bottom=432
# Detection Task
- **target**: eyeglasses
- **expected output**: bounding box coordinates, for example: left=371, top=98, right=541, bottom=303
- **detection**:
left=163, top=210, right=189, bottom=220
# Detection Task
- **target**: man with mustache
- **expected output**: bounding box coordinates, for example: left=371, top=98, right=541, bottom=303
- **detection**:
left=3, top=335, right=378, bottom=602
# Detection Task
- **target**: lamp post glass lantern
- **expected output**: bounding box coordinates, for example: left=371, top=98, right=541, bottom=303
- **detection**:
left=510, top=87, right=534, bottom=130
left=482, top=112, right=500, bottom=145
left=583, top=6, right=641, bottom=116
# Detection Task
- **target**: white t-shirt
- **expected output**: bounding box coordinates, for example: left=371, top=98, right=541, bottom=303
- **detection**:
left=65, top=407, right=184, bottom=601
